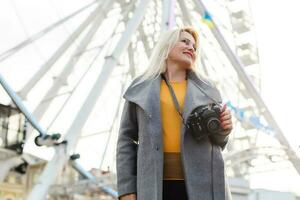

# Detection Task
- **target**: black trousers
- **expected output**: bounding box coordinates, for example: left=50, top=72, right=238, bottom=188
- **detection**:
left=163, top=180, right=188, bottom=200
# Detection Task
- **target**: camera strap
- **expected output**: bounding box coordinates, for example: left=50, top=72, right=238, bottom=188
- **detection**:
left=161, top=74, right=188, bottom=127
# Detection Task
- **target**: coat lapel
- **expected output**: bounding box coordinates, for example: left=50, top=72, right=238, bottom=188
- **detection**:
left=123, top=75, right=162, bottom=149
left=123, top=75, right=162, bottom=119
left=123, top=70, right=222, bottom=140
left=183, top=70, right=222, bottom=123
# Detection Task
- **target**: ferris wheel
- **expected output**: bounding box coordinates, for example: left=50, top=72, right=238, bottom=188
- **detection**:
left=0, top=0, right=299, bottom=199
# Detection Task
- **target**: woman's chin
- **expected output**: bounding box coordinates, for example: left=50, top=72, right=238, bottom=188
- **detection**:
left=180, top=61, right=193, bottom=70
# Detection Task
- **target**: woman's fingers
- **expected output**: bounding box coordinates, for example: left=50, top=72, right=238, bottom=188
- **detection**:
left=220, top=109, right=230, bottom=117
left=220, top=110, right=232, bottom=122
left=219, top=106, right=233, bottom=132
left=220, top=114, right=231, bottom=121
left=221, top=123, right=233, bottom=130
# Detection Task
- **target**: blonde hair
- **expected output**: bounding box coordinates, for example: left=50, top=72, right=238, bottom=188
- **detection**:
left=136, top=27, right=201, bottom=84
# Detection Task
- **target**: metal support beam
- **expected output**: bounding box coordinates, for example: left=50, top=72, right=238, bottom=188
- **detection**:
left=0, top=74, right=47, bottom=136
left=168, top=0, right=176, bottom=29
left=161, top=0, right=171, bottom=32
left=193, top=0, right=300, bottom=174
left=128, top=43, right=137, bottom=78
left=177, top=0, right=193, bottom=26
left=26, top=0, right=151, bottom=198
left=71, top=161, right=118, bottom=198
left=161, top=0, right=175, bottom=33
left=24, top=0, right=113, bottom=141
left=0, top=0, right=99, bottom=63
left=18, top=1, right=106, bottom=99
left=138, top=26, right=151, bottom=58
left=99, top=73, right=128, bottom=169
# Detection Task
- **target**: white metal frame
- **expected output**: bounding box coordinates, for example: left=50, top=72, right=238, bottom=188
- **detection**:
left=26, top=0, right=152, bottom=198
left=193, top=0, right=300, bottom=174
left=24, top=0, right=113, bottom=141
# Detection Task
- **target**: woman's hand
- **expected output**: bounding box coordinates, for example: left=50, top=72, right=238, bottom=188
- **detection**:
left=120, top=193, right=137, bottom=200
left=219, top=104, right=233, bottom=135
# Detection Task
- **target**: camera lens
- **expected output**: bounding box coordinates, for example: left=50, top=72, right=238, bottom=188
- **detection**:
left=206, top=118, right=221, bottom=133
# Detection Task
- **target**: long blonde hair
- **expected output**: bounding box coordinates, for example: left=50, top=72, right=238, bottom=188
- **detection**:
left=136, top=27, right=201, bottom=84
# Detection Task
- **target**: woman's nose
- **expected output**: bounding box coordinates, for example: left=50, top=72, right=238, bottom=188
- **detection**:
left=185, top=43, right=195, bottom=52
left=187, top=45, right=195, bottom=53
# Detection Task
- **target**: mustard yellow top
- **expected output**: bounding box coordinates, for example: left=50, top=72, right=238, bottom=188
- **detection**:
left=160, top=79, right=187, bottom=180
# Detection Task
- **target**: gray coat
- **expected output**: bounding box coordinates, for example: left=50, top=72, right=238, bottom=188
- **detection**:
left=116, top=70, right=232, bottom=200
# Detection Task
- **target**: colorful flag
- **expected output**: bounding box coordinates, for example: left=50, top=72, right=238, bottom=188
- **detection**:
left=202, top=11, right=214, bottom=28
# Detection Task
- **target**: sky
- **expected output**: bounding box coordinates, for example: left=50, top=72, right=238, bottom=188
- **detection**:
left=239, top=0, right=300, bottom=194
left=250, top=0, right=300, bottom=148
left=0, top=0, right=300, bottom=196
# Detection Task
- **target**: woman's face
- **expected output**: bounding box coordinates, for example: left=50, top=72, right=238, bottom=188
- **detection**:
left=167, top=31, right=197, bottom=70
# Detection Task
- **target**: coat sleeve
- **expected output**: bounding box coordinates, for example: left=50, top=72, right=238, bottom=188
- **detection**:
left=207, top=84, right=230, bottom=150
left=116, top=100, right=138, bottom=198
left=209, top=131, right=230, bottom=150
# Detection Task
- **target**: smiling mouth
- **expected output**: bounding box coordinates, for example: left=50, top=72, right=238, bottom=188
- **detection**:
left=183, top=52, right=193, bottom=58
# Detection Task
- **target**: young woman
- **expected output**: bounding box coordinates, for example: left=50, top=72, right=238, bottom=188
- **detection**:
left=116, top=27, right=233, bottom=200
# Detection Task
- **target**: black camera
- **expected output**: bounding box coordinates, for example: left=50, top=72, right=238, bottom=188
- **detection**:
left=187, top=103, right=222, bottom=141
